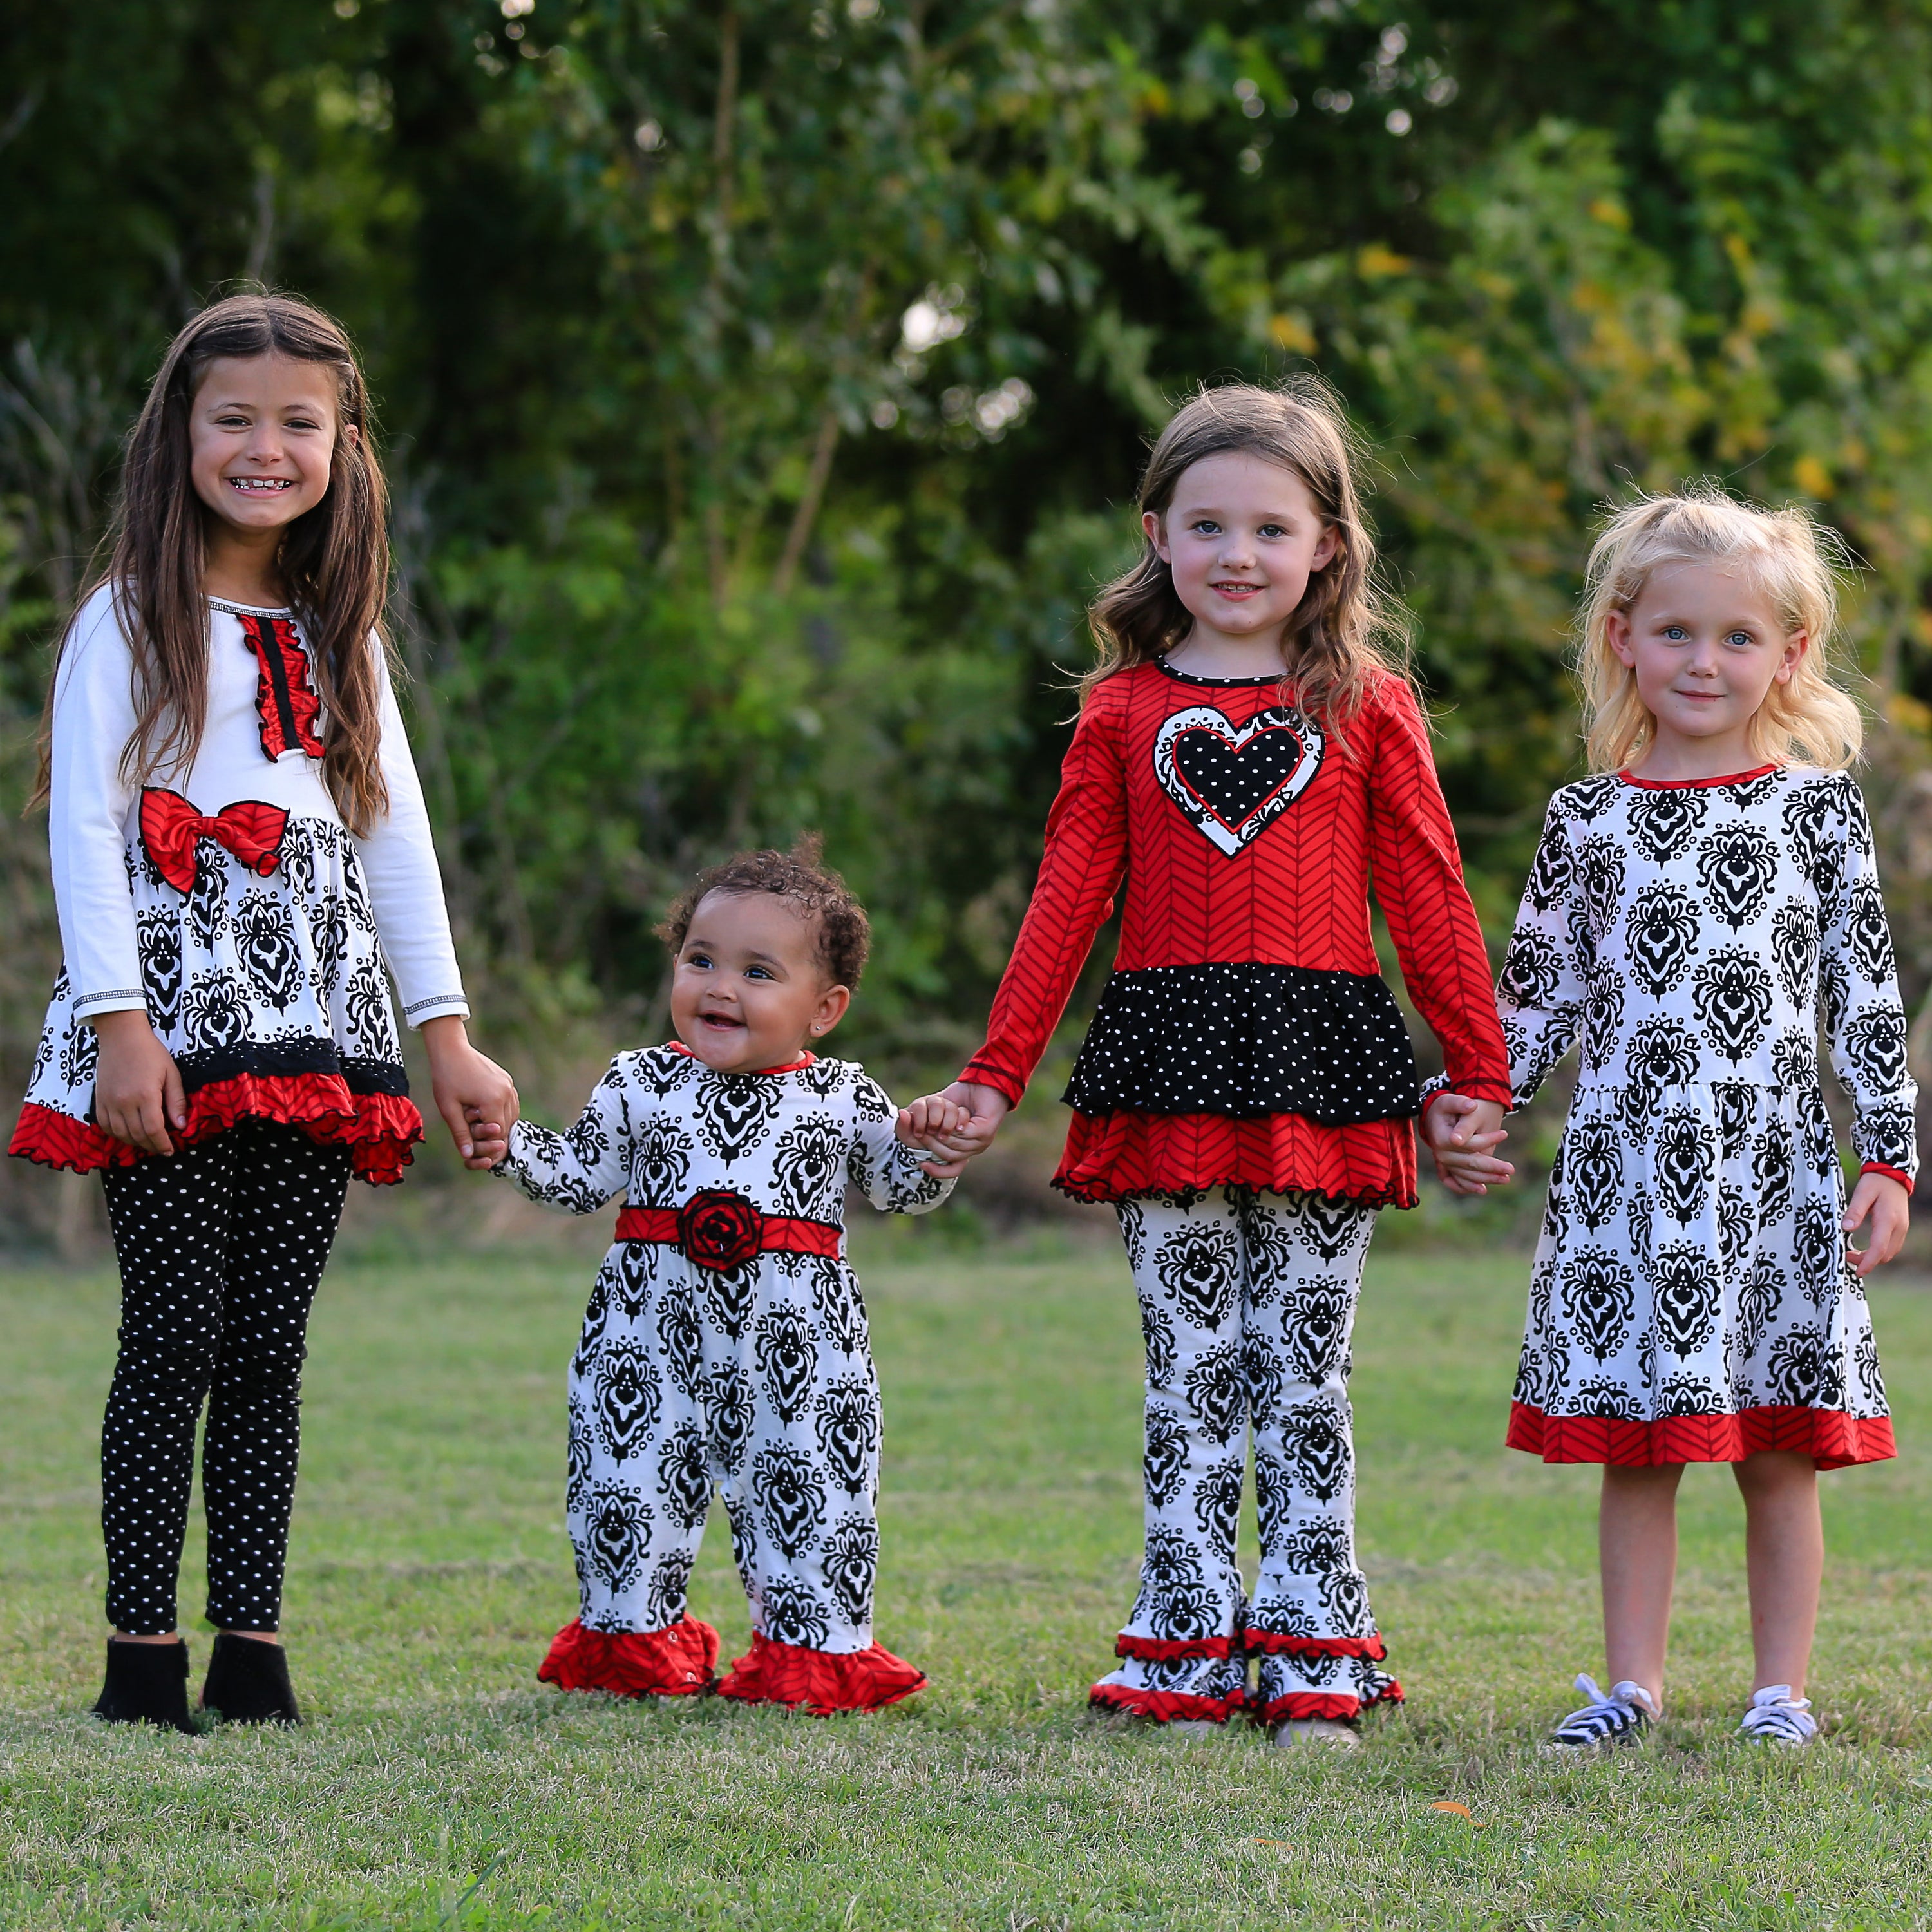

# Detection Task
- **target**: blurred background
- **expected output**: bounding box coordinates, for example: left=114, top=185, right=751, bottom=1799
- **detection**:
left=2, top=0, right=1929, bottom=1252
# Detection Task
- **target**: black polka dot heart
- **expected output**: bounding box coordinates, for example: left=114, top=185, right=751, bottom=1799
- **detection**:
left=1153, top=705, right=1325, bottom=857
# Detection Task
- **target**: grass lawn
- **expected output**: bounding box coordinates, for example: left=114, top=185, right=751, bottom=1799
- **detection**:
left=3, top=1222, right=1932, bottom=1928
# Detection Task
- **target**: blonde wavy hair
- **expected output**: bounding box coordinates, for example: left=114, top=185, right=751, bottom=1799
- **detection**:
left=1578, top=486, right=1864, bottom=773
left=1083, top=377, right=1410, bottom=735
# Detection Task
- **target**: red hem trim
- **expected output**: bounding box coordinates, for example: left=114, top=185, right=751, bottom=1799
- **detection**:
left=536, top=1616, right=720, bottom=1697
left=1861, top=1164, right=1915, bottom=1196
left=715, top=1633, right=927, bottom=1714
left=1616, top=763, right=1781, bottom=790
left=1054, top=1170, right=1414, bottom=1210
left=1088, top=1683, right=1245, bottom=1724
left=1255, top=1687, right=1406, bottom=1723
left=9, top=1080, right=424, bottom=1186
left=1244, top=1629, right=1387, bottom=1661
left=1507, top=1399, right=1896, bottom=1470
left=1114, top=1633, right=1236, bottom=1662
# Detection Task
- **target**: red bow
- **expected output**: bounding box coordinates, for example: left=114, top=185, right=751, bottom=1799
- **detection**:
left=139, top=789, right=289, bottom=895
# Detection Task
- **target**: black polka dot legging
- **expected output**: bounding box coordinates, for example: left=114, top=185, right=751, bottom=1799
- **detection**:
left=98, top=1119, right=352, bottom=1636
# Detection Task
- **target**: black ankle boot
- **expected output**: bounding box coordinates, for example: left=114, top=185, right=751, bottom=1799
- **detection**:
left=92, top=1638, right=196, bottom=1732
left=200, top=1633, right=302, bottom=1725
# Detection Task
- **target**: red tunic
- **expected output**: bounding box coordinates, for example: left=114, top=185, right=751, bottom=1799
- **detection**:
left=960, top=661, right=1510, bottom=1207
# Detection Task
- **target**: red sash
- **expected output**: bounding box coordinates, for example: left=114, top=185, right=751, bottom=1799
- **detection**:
left=616, top=1189, right=840, bottom=1271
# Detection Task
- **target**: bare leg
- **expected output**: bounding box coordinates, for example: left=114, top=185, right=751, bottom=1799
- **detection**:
left=1732, top=1450, right=1821, bottom=1696
left=1600, top=1463, right=1683, bottom=1708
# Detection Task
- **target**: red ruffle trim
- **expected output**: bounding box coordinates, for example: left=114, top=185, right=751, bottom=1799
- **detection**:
left=715, top=1633, right=928, bottom=1715
left=1088, top=1682, right=1246, bottom=1725
left=1256, top=1685, right=1404, bottom=1724
left=536, top=1616, right=720, bottom=1697
left=1244, top=1629, right=1387, bottom=1660
left=1052, top=1109, right=1417, bottom=1209
left=1114, top=1632, right=1237, bottom=1662
left=1508, top=1400, right=1897, bottom=1471
left=8, top=1081, right=424, bottom=1187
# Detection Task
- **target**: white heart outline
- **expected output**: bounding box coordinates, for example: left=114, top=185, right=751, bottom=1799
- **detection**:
left=1153, top=704, right=1326, bottom=857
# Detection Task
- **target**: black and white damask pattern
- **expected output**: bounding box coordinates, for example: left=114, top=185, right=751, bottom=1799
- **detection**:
left=1501, top=770, right=1913, bottom=1437
left=24, top=817, right=406, bottom=1121
left=497, top=1049, right=951, bottom=1651
left=1092, top=1186, right=1400, bottom=1718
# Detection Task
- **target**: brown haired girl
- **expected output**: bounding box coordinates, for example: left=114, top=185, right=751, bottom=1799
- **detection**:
left=904, top=379, right=1511, bottom=1744
left=10, top=292, right=517, bottom=1732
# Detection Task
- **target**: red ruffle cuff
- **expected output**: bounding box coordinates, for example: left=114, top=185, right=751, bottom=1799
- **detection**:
left=9, top=1079, right=424, bottom=1186
left=1088, top=1681, right=1247, bottom=1725
left=537, top=1616, right=721, bottom=1697
left=715, top=1633, right=928, bottom=1715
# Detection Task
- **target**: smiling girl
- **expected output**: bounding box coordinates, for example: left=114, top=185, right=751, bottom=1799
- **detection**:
left=12, top=293, right=516, bottom=1731
left=905, top=381, right=1511, bottom=1744
left=1441, top=489, right=1916, bottom=1750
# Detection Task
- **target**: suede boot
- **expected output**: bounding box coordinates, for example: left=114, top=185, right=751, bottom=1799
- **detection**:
left=92, top=1638, right=196, bottom=1733
left=200, top=1633, right=302, bottom=1725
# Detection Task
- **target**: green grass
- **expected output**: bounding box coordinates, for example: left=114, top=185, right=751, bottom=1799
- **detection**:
left=4, top=1227, right=1932, bottom=1928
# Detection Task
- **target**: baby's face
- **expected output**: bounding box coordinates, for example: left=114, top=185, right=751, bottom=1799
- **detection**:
left=670, top=891, right=850, bottom=1075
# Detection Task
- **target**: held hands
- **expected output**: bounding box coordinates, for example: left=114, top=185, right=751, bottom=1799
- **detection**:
left=896, top=1080, right=1012, bottom=1179
left=91, top=1010, right=188, bottom=1155
left=421, top=1016, right=520, bottom=1170
left=1421, top=1094, right=1513, bottom=1197
left=1844, top=1171, right=1910, bottom=1278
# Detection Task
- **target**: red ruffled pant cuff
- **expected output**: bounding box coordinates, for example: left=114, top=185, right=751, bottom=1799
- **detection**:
left=537, top=1616, right=720, bottom=1697
left=1088, top=1681, right=1247, bottom=1724
left=716, top=1633, right=928, bottom=1714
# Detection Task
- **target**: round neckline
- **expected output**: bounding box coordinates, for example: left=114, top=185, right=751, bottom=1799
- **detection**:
left=1154, top=657, right=1284, bottom=689
left=1616, top=762, right=1781, bottom=791
left=663, top=1042, right=818, bottom=1076
left=209, top=595, right=295, bottom=618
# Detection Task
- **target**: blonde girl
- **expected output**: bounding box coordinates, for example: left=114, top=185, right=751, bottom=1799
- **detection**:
left=1440, top=488, right=1915, bottom=1749
left=904, top=380, right=1511, bottom=1745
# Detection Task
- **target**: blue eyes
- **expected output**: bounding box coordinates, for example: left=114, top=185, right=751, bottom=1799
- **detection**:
left=1189, top=521, right=1289, bottom=538
left=1660, top=627, right=1755, bottom=647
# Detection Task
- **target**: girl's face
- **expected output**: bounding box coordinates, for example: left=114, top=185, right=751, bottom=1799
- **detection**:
left=188, top=354, right=350, bottom=540
left=1147, top=451, right=1339, bottom=649
left=1608, top=561, right=1806, bottom=754
left=670, top=890, right=851, bottom=1075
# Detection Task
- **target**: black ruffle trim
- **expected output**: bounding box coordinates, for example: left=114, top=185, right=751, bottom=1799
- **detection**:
left=1062, top=963, right=1421, bottom=1124
left=173, top=1040, right=410, bottom=1099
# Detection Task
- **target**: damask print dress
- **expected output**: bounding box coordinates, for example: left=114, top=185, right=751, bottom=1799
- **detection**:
left=1499, top=764, right=1917, bottom=1468
left=956, top=661, right=1511, bottom=1724
left=495, top=1044, right=952, bottom=1714
left=10, top=585, right=469, bottom=1181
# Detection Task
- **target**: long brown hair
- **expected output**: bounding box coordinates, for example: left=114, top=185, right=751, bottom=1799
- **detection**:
left=1083, top=377, right=1410, bottom=733
left=32, top=292, right=393, bottom=833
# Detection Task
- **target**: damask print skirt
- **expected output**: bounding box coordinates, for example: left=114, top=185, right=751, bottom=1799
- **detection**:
left=1512, top=1079, right=1893, bottom=1468
left=10, top=815, right=421, bottom=1184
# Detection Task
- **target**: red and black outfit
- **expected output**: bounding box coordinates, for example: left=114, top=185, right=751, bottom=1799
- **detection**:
left=960, top=661, right=1509, bottom=1721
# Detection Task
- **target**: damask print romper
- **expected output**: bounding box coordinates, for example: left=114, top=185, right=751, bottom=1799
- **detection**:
left=955, top=662, right=1512, bottom=1723
left=496, top=1045, right=952, bottom=1713
left=1499, top=766, right=1917, bottom=1467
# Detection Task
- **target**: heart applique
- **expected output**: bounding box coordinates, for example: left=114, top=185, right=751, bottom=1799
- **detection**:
left=1153, top=704, right=1325, bottom=856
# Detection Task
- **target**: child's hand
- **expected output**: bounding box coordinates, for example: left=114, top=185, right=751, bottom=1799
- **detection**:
left=91, top=1009, right=187, bottom=1156
left=1423, top=1094, right=1513, bottom=1197
left=896, top=1081, right=1010, bottom=1179
left=421, top=1017, right=520, bottom=1169
left=1844, top=1171, right=1910, bottom=1277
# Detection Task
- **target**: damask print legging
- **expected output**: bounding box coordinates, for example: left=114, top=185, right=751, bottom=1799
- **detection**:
left=1090, top=1187, right=1404, bottom=1725
left=98, top=1121, right=351, bottom=1634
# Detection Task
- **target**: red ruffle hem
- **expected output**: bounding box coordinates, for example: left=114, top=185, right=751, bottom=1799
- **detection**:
left=1243, top=1629, right=1388, bottom=1661
left=9, top=1079, right=424, bottom=1186
left=1508, top=1401, right=1897, bottom=1472
left=1088, top=1682, right=1248, bottom=1725
left=1255, top=1684, right=1403, bottom=1725
left=537, top=1616, right=721, bottom=1697
left=1112, top=1633, right=1238, bottom=1661
left=1054, top=1109, right=1418, bottom=1210
left=715, top=1633, right=928, bottom=1715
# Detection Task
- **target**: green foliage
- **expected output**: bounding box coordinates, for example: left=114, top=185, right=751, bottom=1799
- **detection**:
left=2, top=0, right=1931, bottom=1097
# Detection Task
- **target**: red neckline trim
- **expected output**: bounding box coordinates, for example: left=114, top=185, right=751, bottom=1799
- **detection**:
left=1616, top=763, right=1781, bottom=791
left=662, top=1041, right=817, bottom=1076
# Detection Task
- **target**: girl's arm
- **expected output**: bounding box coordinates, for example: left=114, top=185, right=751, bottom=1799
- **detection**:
left=851, top=1074, right=956, bottom=1214
left=494, top=1061, right=634, bottom=1215
left=51, top=594, right=187, bottom=1155
left=1820, top=779, right=1916, bottom=1272
left=1490, top=795, right=1589, bottom=1106
left=920, top=689, right=1129, bottom=1148
left=1364, top=681, right=1515, bottom=1108
left=356, top=645, right=517, bottom=1166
